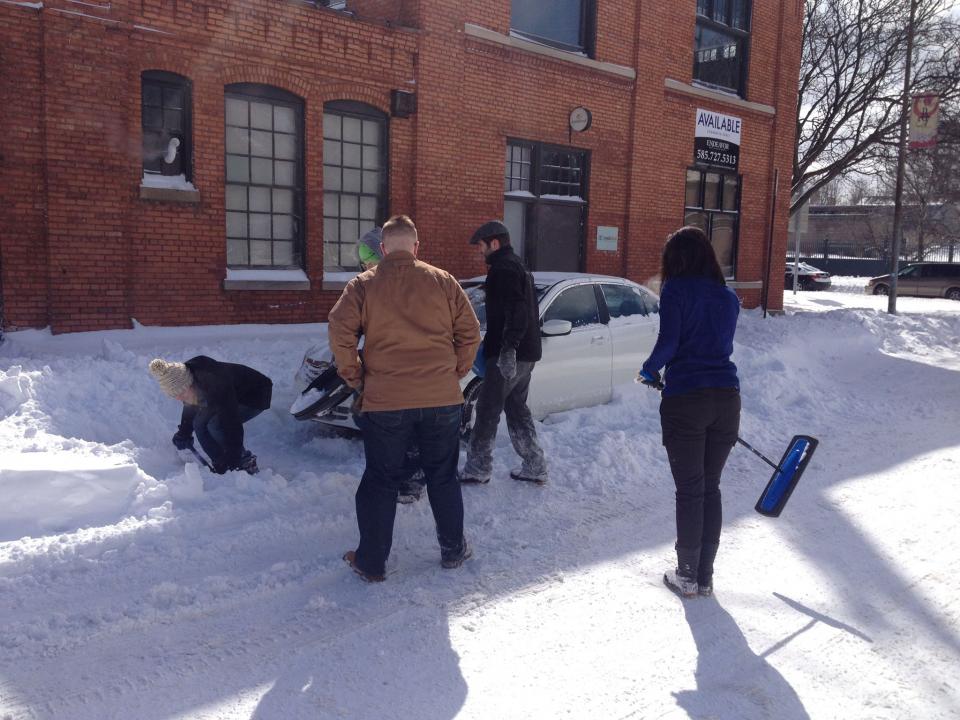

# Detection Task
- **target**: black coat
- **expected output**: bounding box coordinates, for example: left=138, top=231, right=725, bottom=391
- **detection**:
left=482, top=246, right=542, bottom=363
left=177, top=356, right=272, bottom=465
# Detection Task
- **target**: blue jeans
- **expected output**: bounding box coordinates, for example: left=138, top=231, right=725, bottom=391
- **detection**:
left=193, top=404, right=263, bottom=468
left=354, top=404, right=465, bottom=576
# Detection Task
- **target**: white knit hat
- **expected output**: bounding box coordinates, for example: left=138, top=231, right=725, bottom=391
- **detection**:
left=149, top=358, right=194, bottom=399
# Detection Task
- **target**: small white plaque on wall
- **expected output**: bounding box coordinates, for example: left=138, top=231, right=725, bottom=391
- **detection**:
left=596, top=226, right=619, bottom=252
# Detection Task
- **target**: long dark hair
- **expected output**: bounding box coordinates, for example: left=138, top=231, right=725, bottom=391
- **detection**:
left=660, top=226, right=726, bottom=285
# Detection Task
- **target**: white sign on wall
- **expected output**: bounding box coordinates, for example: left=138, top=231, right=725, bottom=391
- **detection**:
left=596, top=226, right=619, bottom=252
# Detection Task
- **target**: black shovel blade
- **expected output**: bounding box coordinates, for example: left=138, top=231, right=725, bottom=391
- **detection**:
left=754, top=435, right=818, bottom=518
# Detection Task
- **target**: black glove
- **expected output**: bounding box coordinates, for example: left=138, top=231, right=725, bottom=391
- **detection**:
left=497, top=347, right=518, bottom=381
left=637, top=369, right=663, bottom=390
left=172, top=432, right=194, bottom=451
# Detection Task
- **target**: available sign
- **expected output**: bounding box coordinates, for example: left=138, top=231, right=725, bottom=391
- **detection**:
left=694, top=108, right=741, bottom=171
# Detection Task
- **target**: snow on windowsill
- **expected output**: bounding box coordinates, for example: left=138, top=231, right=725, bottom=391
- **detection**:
left=507, top=30, right=588, bottom=58
left=540, top=194, right=585, bottom=202
left=141, top=174, right=196, bottom=191
left=225, top=268, right=309, bottom=283
left=504, top=190, right=535, bottom=198
left=323, top=271, right=359, bottom=283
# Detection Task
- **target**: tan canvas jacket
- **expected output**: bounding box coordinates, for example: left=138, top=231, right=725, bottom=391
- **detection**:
left=327, top=250, right=481, bottom=412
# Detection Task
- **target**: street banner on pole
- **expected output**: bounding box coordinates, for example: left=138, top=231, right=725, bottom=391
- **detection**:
left=909, top=95, right=940, bottom=150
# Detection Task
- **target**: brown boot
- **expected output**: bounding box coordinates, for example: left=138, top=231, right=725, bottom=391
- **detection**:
left=343, top=550, right=385, bottom=583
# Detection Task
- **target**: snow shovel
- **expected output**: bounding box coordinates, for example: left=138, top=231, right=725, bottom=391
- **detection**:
left=745, top=435, right=818, bottom=518
left=188, top=446, right=214, bottom=471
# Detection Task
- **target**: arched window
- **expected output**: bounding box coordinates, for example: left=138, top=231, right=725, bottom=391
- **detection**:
left=142, top=70, right=192, bottom=180
left=224, top=83, right=304, bottom=268
left=322, top=101, right=388, bottom=272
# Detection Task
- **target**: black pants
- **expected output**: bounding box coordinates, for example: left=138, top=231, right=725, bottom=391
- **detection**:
left=660, top=387, right=740, bottom=582
left=355, top=405, right=465, bottom=576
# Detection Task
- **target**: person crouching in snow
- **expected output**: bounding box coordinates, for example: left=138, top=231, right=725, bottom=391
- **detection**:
left=149, top=356, right=273, bottom=475
left=637, top=226, right=741, bottom=600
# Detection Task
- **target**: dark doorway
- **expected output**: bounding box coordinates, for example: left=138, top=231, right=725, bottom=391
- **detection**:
left=531, top=202, right=585, bottom=272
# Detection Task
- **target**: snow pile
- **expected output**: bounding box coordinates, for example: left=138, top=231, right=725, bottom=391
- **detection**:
left=0, top=452, right=159, bottom=540
left=0, top=365, right=38, bottom=416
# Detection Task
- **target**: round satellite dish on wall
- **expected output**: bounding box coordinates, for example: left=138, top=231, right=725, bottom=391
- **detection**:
left=569, top=106, right=592, bottom=133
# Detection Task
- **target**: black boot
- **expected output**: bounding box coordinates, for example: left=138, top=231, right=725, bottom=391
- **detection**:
left=677, top=545, right=700, bottom=580
left=664, top=545, right=701, bottom=598
left=697, top=543, right=719, bottom=597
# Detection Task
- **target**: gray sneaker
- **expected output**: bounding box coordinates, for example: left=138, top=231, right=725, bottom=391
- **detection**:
left=458, top=470, right=490, bottom=485
left=509, top=466, right=548, bottom=485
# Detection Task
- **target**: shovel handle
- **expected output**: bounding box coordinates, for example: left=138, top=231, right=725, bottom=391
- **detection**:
left=736, top=437, right=780, bottom=471
left=189, top=447, right=214, bottom=471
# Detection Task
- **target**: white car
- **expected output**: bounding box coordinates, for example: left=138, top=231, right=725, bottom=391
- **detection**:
left=291, top=272, right=660, bottom=436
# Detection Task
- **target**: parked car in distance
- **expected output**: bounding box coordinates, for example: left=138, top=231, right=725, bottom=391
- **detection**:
left=291, top=272, right=661, bottom=437
left=866, top=262, right=960, bottom=300
left=785, top=261, right=832, bottom=291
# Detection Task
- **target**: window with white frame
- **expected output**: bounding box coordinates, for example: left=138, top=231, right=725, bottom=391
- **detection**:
left=322, top=101, right=387, bottom=272
left=224, top=84, right=304, bottom=268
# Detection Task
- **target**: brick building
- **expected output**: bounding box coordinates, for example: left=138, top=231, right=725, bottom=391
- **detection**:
left=0, top=0, right=803, bottom=333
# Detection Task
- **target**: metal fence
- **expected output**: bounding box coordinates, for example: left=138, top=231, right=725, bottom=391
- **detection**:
left=790, top=238, right=958, bottom=263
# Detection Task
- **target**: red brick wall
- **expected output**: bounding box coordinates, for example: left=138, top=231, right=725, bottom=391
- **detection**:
left=0, top=5, right=48, bottom=330
left=0, top=0, right=802, bottom=333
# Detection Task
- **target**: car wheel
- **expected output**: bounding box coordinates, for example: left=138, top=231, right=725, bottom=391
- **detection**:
left=946, top=287, right=960, bottom=301
left=872, top=283, right=889, bottom=296
left=459, top=379, right=482, bottom=442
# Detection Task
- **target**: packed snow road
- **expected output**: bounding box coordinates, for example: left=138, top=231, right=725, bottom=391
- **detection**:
left=1, top=284, right=959, bottom=719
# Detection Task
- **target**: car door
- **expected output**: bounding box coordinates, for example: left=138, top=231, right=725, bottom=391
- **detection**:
left=529, top=282, right=612, bottom=416
left=599, top=282, right=660, bottom=387
left=896, top=265, right=921, bottom=297
left=917, top=264, right=943, bottom=297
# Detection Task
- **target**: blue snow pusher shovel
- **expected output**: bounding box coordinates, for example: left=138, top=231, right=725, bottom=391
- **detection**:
left=471, top=341, right=486, bottom=378
left=741, top=435, right=819, bottom=518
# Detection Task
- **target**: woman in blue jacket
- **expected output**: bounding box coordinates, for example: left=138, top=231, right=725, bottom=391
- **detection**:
left=639, top=227, right=741, bottom=599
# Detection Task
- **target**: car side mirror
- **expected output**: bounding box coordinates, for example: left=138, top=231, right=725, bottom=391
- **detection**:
left=541, top=319, right=573, bottom=337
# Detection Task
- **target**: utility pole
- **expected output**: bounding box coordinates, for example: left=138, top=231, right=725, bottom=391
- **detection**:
left=888, top=0, right=919, bottom=314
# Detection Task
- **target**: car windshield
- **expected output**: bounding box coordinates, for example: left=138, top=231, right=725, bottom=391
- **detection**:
left=462, top=282, right=550, bottom=330
left=786, top=263, right=826, bottom=274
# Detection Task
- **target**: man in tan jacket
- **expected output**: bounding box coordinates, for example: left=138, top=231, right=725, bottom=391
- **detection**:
left=329, top=215, right=481, bottom=582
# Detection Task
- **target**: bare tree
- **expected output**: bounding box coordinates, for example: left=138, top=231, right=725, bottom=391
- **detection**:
left=792, top=0, right=960, bottom=215
left=844, top=174, right=876, bottom=205
left=810, top=176, right=843, bottom=204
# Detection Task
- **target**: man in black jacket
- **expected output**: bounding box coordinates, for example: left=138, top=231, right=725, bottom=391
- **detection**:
left=460, top=220, right=548, bottom=485
left=149, top=356, right=272, bottom=474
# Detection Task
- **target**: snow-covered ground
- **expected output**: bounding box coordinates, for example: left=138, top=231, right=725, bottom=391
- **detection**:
left=1, top=281, right=959, bottom=719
